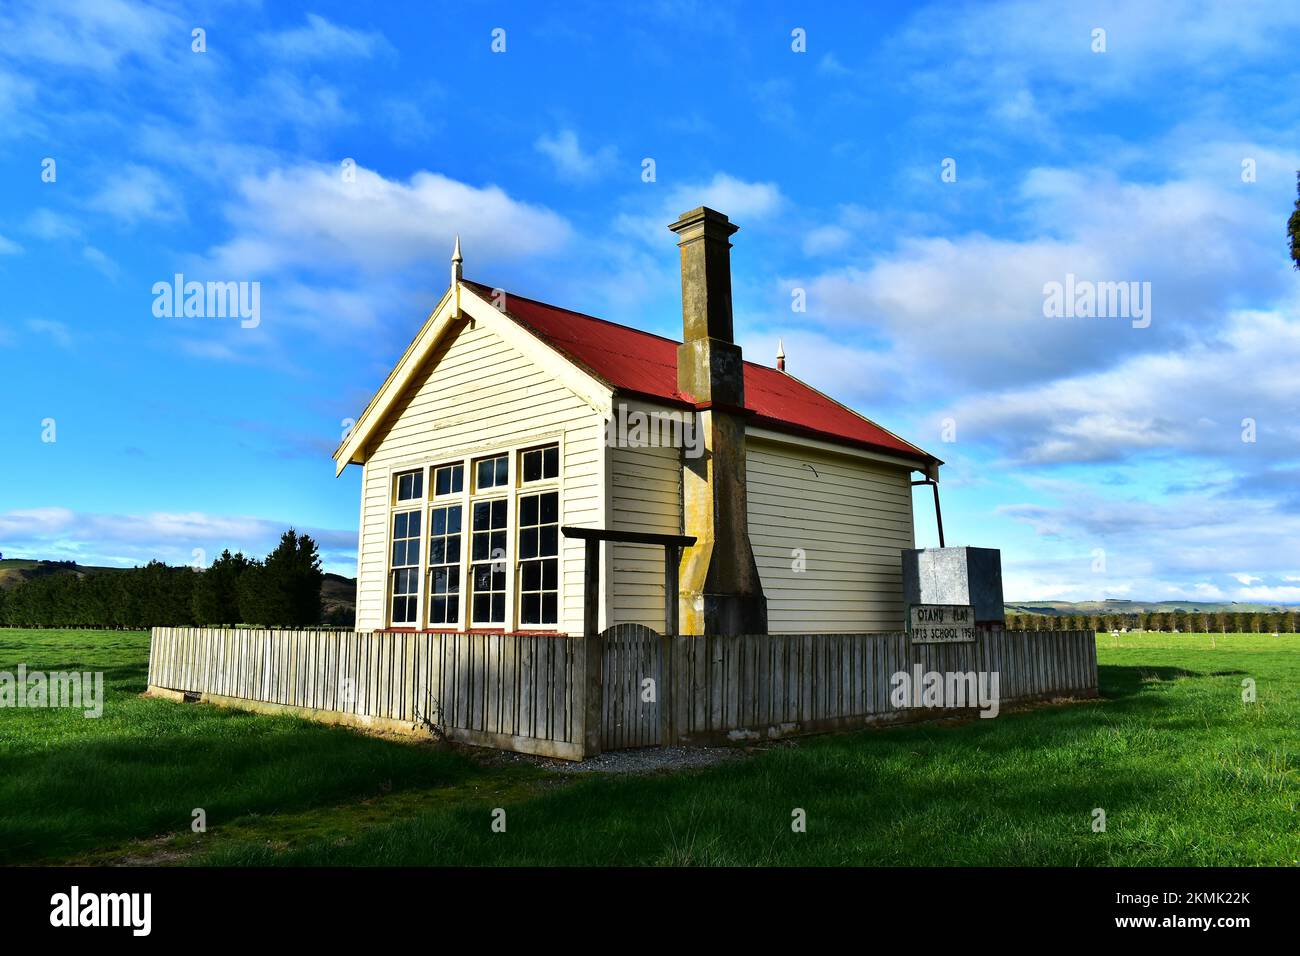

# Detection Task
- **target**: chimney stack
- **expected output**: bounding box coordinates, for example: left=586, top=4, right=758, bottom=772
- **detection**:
left=667, top=207, right=767, bottom=636
left=776, top=338, right=786, bottom=373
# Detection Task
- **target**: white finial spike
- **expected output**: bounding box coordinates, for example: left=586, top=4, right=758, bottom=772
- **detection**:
left=776, top=337, right=786, bottom=372
left=452, top=235, right=463, bottom=315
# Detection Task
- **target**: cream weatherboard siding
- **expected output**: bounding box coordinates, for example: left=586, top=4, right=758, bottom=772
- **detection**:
left=355, top=318, right=606, bottom=634
left=745, top=437, right=916, bottom=633
left=607, top=399, right=684, bottom=630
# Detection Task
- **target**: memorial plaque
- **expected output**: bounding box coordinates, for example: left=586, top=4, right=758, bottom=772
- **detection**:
left=908, top=604, right=976, bottom=643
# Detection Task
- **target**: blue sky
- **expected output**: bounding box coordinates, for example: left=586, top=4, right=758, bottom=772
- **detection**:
left=1, top=0, right=1298, bottom=602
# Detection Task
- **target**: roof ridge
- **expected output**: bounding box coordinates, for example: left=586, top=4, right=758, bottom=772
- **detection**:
left=462, top=278, right=684, bottom=347
left=463, top=278, right=791, bottom=374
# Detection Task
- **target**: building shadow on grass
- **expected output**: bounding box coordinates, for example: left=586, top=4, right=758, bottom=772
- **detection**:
left=1099, top=664, right=1247, bottom=699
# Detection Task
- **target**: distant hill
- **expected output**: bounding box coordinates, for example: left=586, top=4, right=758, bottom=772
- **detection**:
left=321, top=572, right=356, bottom=623
left=1005, top=599, right=1298, bottom=617
left=0, top=557, right=357, bottom=622
left=0, top=558, right=128, bottom=591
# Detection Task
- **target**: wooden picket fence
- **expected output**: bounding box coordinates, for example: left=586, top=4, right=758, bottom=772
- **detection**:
left=600, top=626, right=1098, bottom=748
left=148, top=627, right=582, bottom=759
left=148, top=625, right=1098, bottom=760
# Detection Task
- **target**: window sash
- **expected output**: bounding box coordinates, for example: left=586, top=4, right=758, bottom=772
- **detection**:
left=384, top=440, right=562, bottom=630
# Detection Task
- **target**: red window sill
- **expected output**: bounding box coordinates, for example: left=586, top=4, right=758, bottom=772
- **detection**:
left=377, top=628, right=570, bottom=637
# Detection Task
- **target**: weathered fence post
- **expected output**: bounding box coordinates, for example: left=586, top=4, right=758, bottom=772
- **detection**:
left=582, top=537, right=603, bottom=758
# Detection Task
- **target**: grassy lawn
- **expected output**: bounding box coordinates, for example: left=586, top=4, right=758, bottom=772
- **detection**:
left=1, top=628, right=1296, bottom=866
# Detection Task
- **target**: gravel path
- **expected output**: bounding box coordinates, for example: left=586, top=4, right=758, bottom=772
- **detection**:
left=486, top=744, right=752, bottom=775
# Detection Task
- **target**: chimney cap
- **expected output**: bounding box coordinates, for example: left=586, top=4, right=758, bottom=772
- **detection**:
left=777, top=338, right=786, bottom=372
left=668, top=206, right=738, bottom=238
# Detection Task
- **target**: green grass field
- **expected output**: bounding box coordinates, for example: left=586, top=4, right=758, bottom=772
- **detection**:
left=0, top=628, right=1295, bottom=866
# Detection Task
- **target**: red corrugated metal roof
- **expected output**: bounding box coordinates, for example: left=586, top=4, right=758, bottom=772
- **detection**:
left=464, top=280, right=937, bottom=465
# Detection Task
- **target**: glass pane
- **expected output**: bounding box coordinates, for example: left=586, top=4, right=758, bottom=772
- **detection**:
left=542, top=593, right=557, bottom=624
left=521, top=593, right=540, bottom=624
left=520, top=528, right=538, bottom=560
left=432, top=508, right=446, bottom=536
left=491, top=498, right=506, bottom=526
left=474, top=566, right=492, bottom=591
left=523, top=450, right=541, bottom=483
left=435, top=468, right=450, bottom=496
left=412, top=472, right=423, bottom=499
left=542, top=558, right=557, bottom=590
left=540, top=525, right=557, bottom=556
left=394, top=511, right=407, bottom=537
left=447, top=506, right=462, bottom=534
left=448, top=566, right=460, bottom=592
left=540, top=492, right=558, bottom=523
left=477, top=459, right=493, bottom=489
left=446, top=538, right=461, bottom=563
left=521, top=495, right=538, bottom=527
left=472, top=535, right=488, bottom=561
left=408, top=512, right=421, bottom=536
left=543, top=445, right=558, bottom=478
left=495, top=456, right=508, bottom=486
left=491, top=566, right=506, bottom=590
left=472, top=501, right=490, bottom=530
left=490, top=530, right=506, bottom=555
left=491, top=593, right=505, bottom=621
left=473, top=594, right=490, bottom=622
left=452, top=466, right=463, bottom=493
left=431, top=597, right=446, bottom=623
left=522, top=560, right=540, bottom=591
left=432, top=567, right=447, bottom=593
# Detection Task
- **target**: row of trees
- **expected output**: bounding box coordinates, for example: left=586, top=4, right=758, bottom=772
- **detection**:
left=1006, top=610, right=1298, bottom=634
left=0, top=531, right=328, bottom=629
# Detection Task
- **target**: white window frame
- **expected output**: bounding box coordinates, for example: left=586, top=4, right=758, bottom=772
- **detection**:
left=380, top=434, right=565, bottom=631
left=387, top=468, right=426, bottom=627
left=515, top=443, right=562, bottom=630
left=426, top=461, right=466, bottom=628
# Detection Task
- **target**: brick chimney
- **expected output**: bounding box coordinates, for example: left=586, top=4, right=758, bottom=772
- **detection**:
left=668, top=207, right=767, bottom=636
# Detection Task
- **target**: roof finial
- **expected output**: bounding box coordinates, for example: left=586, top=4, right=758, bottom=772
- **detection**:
left=451, top=235, right=463, bottom=316
left=776, top=337, right=786, bottom=373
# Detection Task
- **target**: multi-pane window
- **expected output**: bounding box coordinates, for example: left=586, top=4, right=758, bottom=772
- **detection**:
left=474, top=454, right=509, bottom=491
left=394, top=469, right=423, bottom=502
left=427, top=504, right=462, bottom=625
left=520, top=445, right=559, bottom=483
left=385, top=444, right=561, bottom=629
left=433, top=463, right=463, bottom=497
left=470, top=498, right=508, bottom=624
left=390, top=509, right=422, bottom=624
left=518, top=490, right=559, bottom=625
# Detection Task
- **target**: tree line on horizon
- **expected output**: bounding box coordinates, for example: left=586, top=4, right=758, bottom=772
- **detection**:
left=0, top=530, right=338, bottom=629
left=1006, top=609, right=1298, bottom=634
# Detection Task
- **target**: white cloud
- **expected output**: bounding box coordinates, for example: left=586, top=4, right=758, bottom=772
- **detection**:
left=26, top=209, right=82, bottom=241
left=207, top=162, right=573, bottom=277
left=534, top=129, right=616, bottom=181
left=81, top=245, right=118, bottom=279
left=1232, top=573, right=1262, bottom=585
left=26, top=319, right=72, bottom=347
left=87, top=164, right=184, bottom=224
left=616, top=173, right=784, bottom=243
left=256, top=13, right=390, bottom=60
left=0, top=0, right=182, bottom=73
left=0, top=233, right=21, bottom=254
left=0, top=507, right=356, bottom=572
left=943, top=308, right=1300, bottom=464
